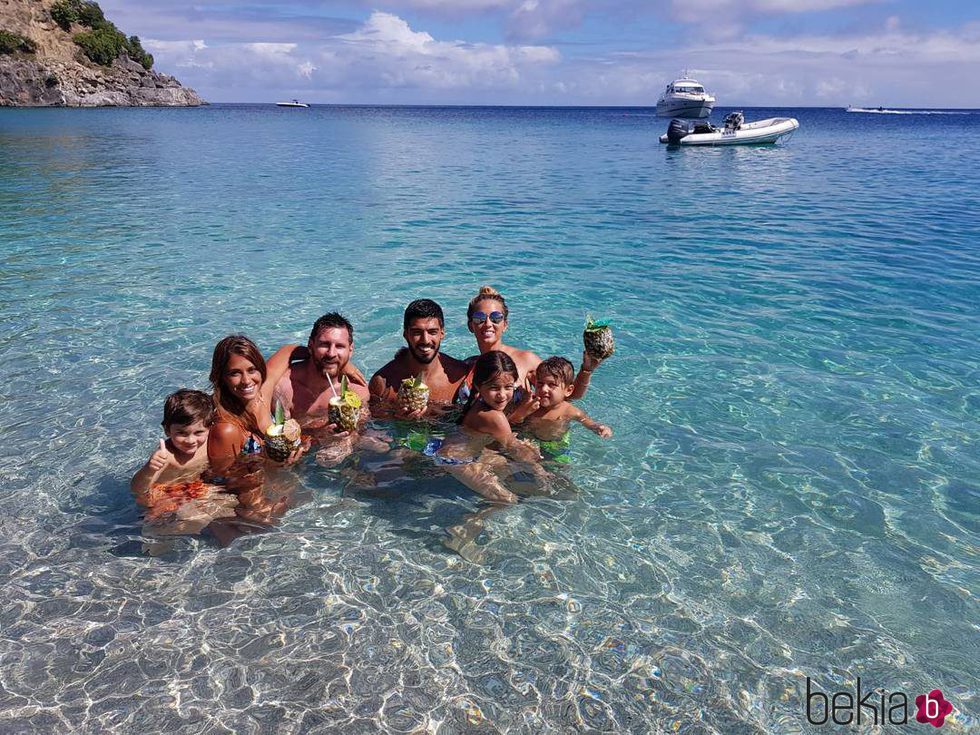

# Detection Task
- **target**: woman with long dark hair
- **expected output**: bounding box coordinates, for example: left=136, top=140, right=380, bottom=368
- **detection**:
left=207, top=335, right=296, bottom=472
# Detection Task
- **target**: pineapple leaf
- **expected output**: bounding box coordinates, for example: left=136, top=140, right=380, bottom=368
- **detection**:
left=340, top=374, right=349, bottom=395
left=274, top=400, right=285, bottom=426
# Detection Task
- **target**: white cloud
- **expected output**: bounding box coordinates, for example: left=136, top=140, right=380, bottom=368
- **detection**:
left=146, top=38, right=316, bottom=84
left=372, top=0, right=513, bottom=9
left=507, top=0, right=586, bottom=39
left=146, top=12, right=560, bottom=100
left=145, top=12, right=980, bottom=107
left=580, top=21, right=980, bottom=106
left=357, top=0, right=882, bottom=39
left=144, top=39, right=208, bottom=54
left=246, top=42, right=298, bottom=57
left=339, top=12, right=435, bottom=46
left=750, top=0, right=878, bottom=11
left=664, top=0, right=880, bottom=36
left=332, top=12, right=560, bottom=90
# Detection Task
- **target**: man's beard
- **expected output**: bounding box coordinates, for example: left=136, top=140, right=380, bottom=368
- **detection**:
left=409, top=344, right=439, bottom=365
left=314, top=355, right=347, bottom=380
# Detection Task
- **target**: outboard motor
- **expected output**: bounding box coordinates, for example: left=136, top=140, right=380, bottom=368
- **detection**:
left=723, top=111, right=744, bottom=131
left=666, top=118, right=693, bottom=144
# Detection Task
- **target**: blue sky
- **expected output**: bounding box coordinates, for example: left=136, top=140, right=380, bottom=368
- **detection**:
left=100, top=0, right=980, bottom=106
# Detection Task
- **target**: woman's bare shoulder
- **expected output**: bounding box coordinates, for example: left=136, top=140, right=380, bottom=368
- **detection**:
left=512, top=347, right=543, bottom=370
left=209, top=421, right=244, bottom=446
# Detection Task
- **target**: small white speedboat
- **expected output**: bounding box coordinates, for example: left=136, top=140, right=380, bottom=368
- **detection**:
left=660, top=112, right=799, bottom=146
left=276, top=99, right=309, bottom=108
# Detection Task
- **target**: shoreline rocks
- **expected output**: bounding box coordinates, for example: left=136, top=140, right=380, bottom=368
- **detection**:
left=1, top=1, right=204, bottom=107
left=1, top=53, right=205, bottom=106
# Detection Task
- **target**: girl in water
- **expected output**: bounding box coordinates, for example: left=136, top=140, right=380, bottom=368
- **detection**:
left=459, top=350, right=527, bottom=444
left=434, top=350, right=546, bottom=504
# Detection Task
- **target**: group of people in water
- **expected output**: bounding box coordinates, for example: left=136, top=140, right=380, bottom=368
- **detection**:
left=131, top=287, right=612, bottom=537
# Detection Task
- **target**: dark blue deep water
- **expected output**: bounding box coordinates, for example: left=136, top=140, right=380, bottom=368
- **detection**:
left=1, top=105, right=978, bottom=733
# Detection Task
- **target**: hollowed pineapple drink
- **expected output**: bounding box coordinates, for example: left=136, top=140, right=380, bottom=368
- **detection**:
left=583, top=315, right=615, bottom=360
left=397, top=374, right=429, bottom=415
left=265, top=400, right=302, bottom=461
left=328, top=375, right=362, bottom=433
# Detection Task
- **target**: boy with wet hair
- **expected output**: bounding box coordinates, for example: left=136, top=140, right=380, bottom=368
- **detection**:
left=131, top=389, right=216, bottom=505
left=513, top=356, right=612, bottom=461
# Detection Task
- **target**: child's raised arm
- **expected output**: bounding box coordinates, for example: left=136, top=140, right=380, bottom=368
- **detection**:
left=571, top=405, right=613, bottom=438
left=130, top=439, right=173, bottom=504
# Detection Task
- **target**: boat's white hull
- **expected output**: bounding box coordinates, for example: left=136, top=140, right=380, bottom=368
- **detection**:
left=660, top=117, right=799, bottom=146
left=276, top=102, right=309, bottom=108
left=656, top=98, right=714, bottom=119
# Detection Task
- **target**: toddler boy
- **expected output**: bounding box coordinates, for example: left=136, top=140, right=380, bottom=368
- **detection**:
left=513, top=357, right=611, bottom=461
left=131, top=389, right=215, bottom=506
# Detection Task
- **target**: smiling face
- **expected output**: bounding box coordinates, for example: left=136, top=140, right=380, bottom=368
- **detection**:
left=403, top=317, right=444, bottom=365
left=223, top=353, right=262, bottom=403
left=477, top=372, right=515, bottom=411
left=309, top=326, right=352, bottom=380
left=165, top=419, right=210, bottom=458
left=534, top=372, right=574, bottom=409
left=468, top=297, right=508, bottom=349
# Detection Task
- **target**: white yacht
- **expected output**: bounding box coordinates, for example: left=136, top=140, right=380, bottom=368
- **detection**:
left=276, top=99, right=309, bottom=108
left=656, top=76, right=715, bottom=118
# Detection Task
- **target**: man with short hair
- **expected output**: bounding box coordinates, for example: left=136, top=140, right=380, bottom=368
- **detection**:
left=369, top=299, right=470, bottom=417
left=275, top=312, right=370, bottom=432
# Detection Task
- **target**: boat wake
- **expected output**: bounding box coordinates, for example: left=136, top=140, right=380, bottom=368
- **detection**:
left=845, top=107, right=973, bottom=115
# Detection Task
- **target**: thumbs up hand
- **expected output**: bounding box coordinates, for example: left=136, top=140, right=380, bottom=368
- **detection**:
left=148, top=438, right=174, bottom=473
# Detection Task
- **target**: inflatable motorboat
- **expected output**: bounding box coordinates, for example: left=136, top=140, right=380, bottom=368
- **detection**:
left=659, top=112, right=799, bottom=146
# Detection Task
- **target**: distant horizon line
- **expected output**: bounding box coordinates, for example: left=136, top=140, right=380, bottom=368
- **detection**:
left=207, top=102, right=979, bottom=110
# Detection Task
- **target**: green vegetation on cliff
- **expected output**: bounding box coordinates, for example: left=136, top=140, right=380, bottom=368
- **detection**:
left=0, top=29, right=37, bottom=54
left=50, top=0, right=153, bottom=69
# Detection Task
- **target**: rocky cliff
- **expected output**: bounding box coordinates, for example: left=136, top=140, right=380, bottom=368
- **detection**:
left=0, top=0, right=203, bottom=106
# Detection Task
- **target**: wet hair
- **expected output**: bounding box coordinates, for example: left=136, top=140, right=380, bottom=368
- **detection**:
left=466, top=285, right=509, bottom=323
left=208, top=335, right=267, bottom=430
left=404, top=299, right=445, bottom=329
left=161, top=389, right=216, bottom=430
left=536, top=356, right=575, bottom=387
left=458, top=350, right=519, bottom=423
left=310, top=312, right=353, bottom=345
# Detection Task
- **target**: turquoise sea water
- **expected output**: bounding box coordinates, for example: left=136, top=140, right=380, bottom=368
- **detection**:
left=1, top=105, right=978, bottom=733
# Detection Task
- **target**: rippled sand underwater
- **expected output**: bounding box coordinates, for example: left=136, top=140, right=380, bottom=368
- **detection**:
left=0, top=105, right=978, bottom=732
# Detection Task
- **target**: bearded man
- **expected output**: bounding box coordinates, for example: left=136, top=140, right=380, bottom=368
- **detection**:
left=369, top=299, right=469, bottom=418
left=274, top=313, right=370, bottom=432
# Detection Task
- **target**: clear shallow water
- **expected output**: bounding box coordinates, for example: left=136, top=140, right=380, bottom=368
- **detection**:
left=1, top=105, right=978, bottom=733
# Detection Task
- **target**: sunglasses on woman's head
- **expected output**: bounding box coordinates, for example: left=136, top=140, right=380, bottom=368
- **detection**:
left=471, top=311, right=505, bottom=325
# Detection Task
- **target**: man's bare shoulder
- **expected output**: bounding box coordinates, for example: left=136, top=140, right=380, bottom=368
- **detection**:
left=370, top=358, right=403, bottom=396
left=439, top=353, right=471, bottom=381
left=350, top=381, right=371, bottom=401
left=274, top=364, right=295, bottom=389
